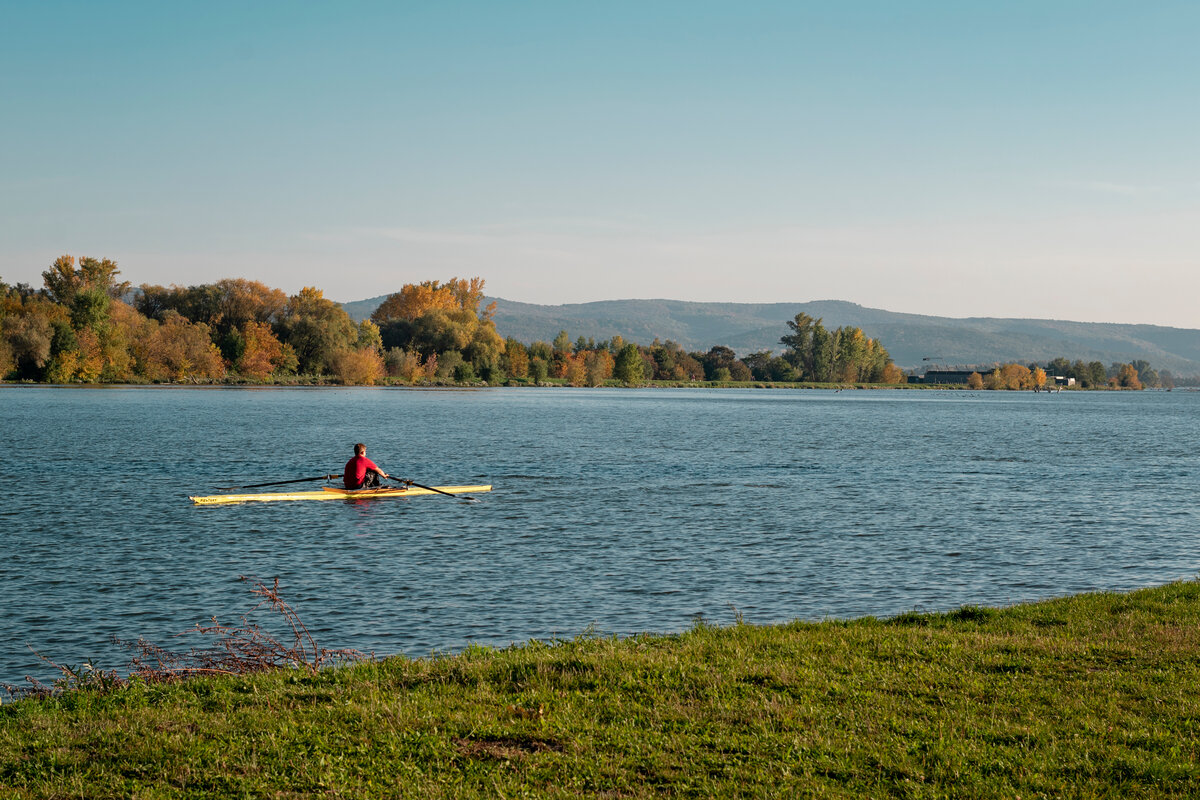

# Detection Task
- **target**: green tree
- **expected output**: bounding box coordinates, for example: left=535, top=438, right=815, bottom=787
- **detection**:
left=811, top=322, right=834, bottom=382
left=780, top=312, right=817, bottom=379
left=528, top=357, right=550, bottom=384
left=700, top=346, right=739, bottom=380
left=277, top=287, right=358, bottom=375
left=357, top=320, right=383, bottom=352
left=552, top=330, right=572, bottom=357
left=613, top=343, right=644, bottom=384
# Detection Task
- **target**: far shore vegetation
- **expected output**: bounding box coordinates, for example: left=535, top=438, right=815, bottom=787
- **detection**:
left=1, top=256, right=1178, bottom=389
left=4, top=580, right=1200, bottom=797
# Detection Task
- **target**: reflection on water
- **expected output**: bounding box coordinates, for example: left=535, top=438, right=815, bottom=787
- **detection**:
left=1, top=386, right=1197, bottom=686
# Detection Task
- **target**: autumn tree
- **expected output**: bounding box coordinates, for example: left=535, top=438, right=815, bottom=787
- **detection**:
left=503, top=337, right=529, bottom=379
left=235, top=321, right=287, bottom=380
left=330, top=347, right=385, bottom=385
left=42, top=256, right=129, bottom=306
left=384, top=348, right=423, bottom=382
left=1, top=281, right=67, bottom=380
left=563, top=354, right=588, bottom=386
left=1114, top=363, right=1143, bottom=390
left=371, top=277, right=492, bottom=325
left=131, top=312, right=225, bottom=382
left=1130, top=359, right=1158, bottom=388
left=984, top=363, right=1033, bottom=390
left=137, top=279, right=288, bottom=363
left=373, top=277, right=504, bottom=380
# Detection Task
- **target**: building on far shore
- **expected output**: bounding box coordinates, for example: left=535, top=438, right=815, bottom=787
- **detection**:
left=910, top=370, right=979, bottom=385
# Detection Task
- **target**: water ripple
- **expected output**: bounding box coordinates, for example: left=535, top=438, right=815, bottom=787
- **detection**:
left=1, top=386, right=1197, bottom=685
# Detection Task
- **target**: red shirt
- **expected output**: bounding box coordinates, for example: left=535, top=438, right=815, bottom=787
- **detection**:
left=344, top=455, right=381, bottom=489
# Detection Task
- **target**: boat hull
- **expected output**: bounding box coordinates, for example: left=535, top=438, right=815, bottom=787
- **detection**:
left=190, top=485, right=492, bottom=506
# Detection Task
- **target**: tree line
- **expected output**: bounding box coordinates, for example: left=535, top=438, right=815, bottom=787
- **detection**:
left=4, top=256, right=1179, bottom=388
left=961, top=359, right=1170, bottom=391
left=0, top=258, right=909, bottom=387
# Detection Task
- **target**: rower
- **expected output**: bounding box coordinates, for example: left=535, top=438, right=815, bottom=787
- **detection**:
left=343, top=443, right=391, bottom=489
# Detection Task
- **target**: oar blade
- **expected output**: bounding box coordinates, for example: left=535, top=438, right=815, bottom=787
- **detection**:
left=393, top=479, right=478, bottom=501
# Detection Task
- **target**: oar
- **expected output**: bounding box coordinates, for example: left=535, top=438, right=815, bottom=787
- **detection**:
left=392, top=478, right=477, bottom=501
left=217, top=474, right=340, bottom=491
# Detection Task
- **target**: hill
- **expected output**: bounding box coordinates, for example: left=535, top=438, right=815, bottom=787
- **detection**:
left=339, top=295, right=1200, bottom=375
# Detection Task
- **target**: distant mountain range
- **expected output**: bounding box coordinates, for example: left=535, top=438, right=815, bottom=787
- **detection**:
left=339, top=295, right=1200, bottom=375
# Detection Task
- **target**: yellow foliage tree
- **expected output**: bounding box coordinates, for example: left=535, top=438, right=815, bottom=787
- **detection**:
left=371, top=277, right=493, bottom=324
left=331, top=347, right=385, bottom=385
left=881, top=363, right=908, bottom=385
left=504, top=338, right=529, bottom=379
left=985, top=363, right=1033, bottom=390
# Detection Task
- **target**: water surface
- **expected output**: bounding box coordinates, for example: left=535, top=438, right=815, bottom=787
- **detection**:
left=2, top=386, right=1196, bottom=687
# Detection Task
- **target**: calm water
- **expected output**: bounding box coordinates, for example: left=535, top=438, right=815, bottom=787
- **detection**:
left=1, top=386, right=1197, bottom=687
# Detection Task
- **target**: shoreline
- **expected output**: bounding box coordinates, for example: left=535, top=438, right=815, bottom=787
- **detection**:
left=4, top=582, right=1199, bottom=796
left=0, top=379, right=1158, bottom=391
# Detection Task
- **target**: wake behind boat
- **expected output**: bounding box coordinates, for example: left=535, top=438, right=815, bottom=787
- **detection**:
left=190, top=483, right=492, bottom=506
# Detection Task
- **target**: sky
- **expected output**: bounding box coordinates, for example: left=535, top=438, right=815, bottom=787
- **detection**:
left=2, top=1, right=1197, bottom=327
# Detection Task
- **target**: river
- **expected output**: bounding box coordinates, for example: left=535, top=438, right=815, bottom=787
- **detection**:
left=1, top=385, right=1196, bottom=687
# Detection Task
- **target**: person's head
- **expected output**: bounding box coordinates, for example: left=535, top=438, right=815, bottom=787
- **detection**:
left=354, top=443, right=366, bottom=456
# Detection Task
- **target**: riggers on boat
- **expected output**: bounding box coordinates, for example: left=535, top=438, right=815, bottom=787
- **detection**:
left=190, top=485, right=492, bottom=506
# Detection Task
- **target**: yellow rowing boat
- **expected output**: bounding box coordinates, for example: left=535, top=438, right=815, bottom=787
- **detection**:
left=190, top=485, right=492, bottom=506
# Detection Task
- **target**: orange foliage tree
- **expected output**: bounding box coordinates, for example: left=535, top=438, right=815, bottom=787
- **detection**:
left=134, top=312, right=226, bottom=382
left=236, top=321, right=286, bottom=380
left=1114, top=364, right=1143, bottom=390
left=563, top=353, right=588, bottom=386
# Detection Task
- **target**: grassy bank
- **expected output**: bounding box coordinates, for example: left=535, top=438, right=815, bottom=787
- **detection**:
left=4, top=583, right=1200, bottom=798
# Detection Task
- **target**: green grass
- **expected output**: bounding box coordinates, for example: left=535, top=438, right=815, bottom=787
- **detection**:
left=5, top=583, right=1200, bottom=798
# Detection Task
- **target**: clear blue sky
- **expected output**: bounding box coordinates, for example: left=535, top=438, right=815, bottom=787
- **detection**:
left=2, top=1, right=1197, bottom=326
